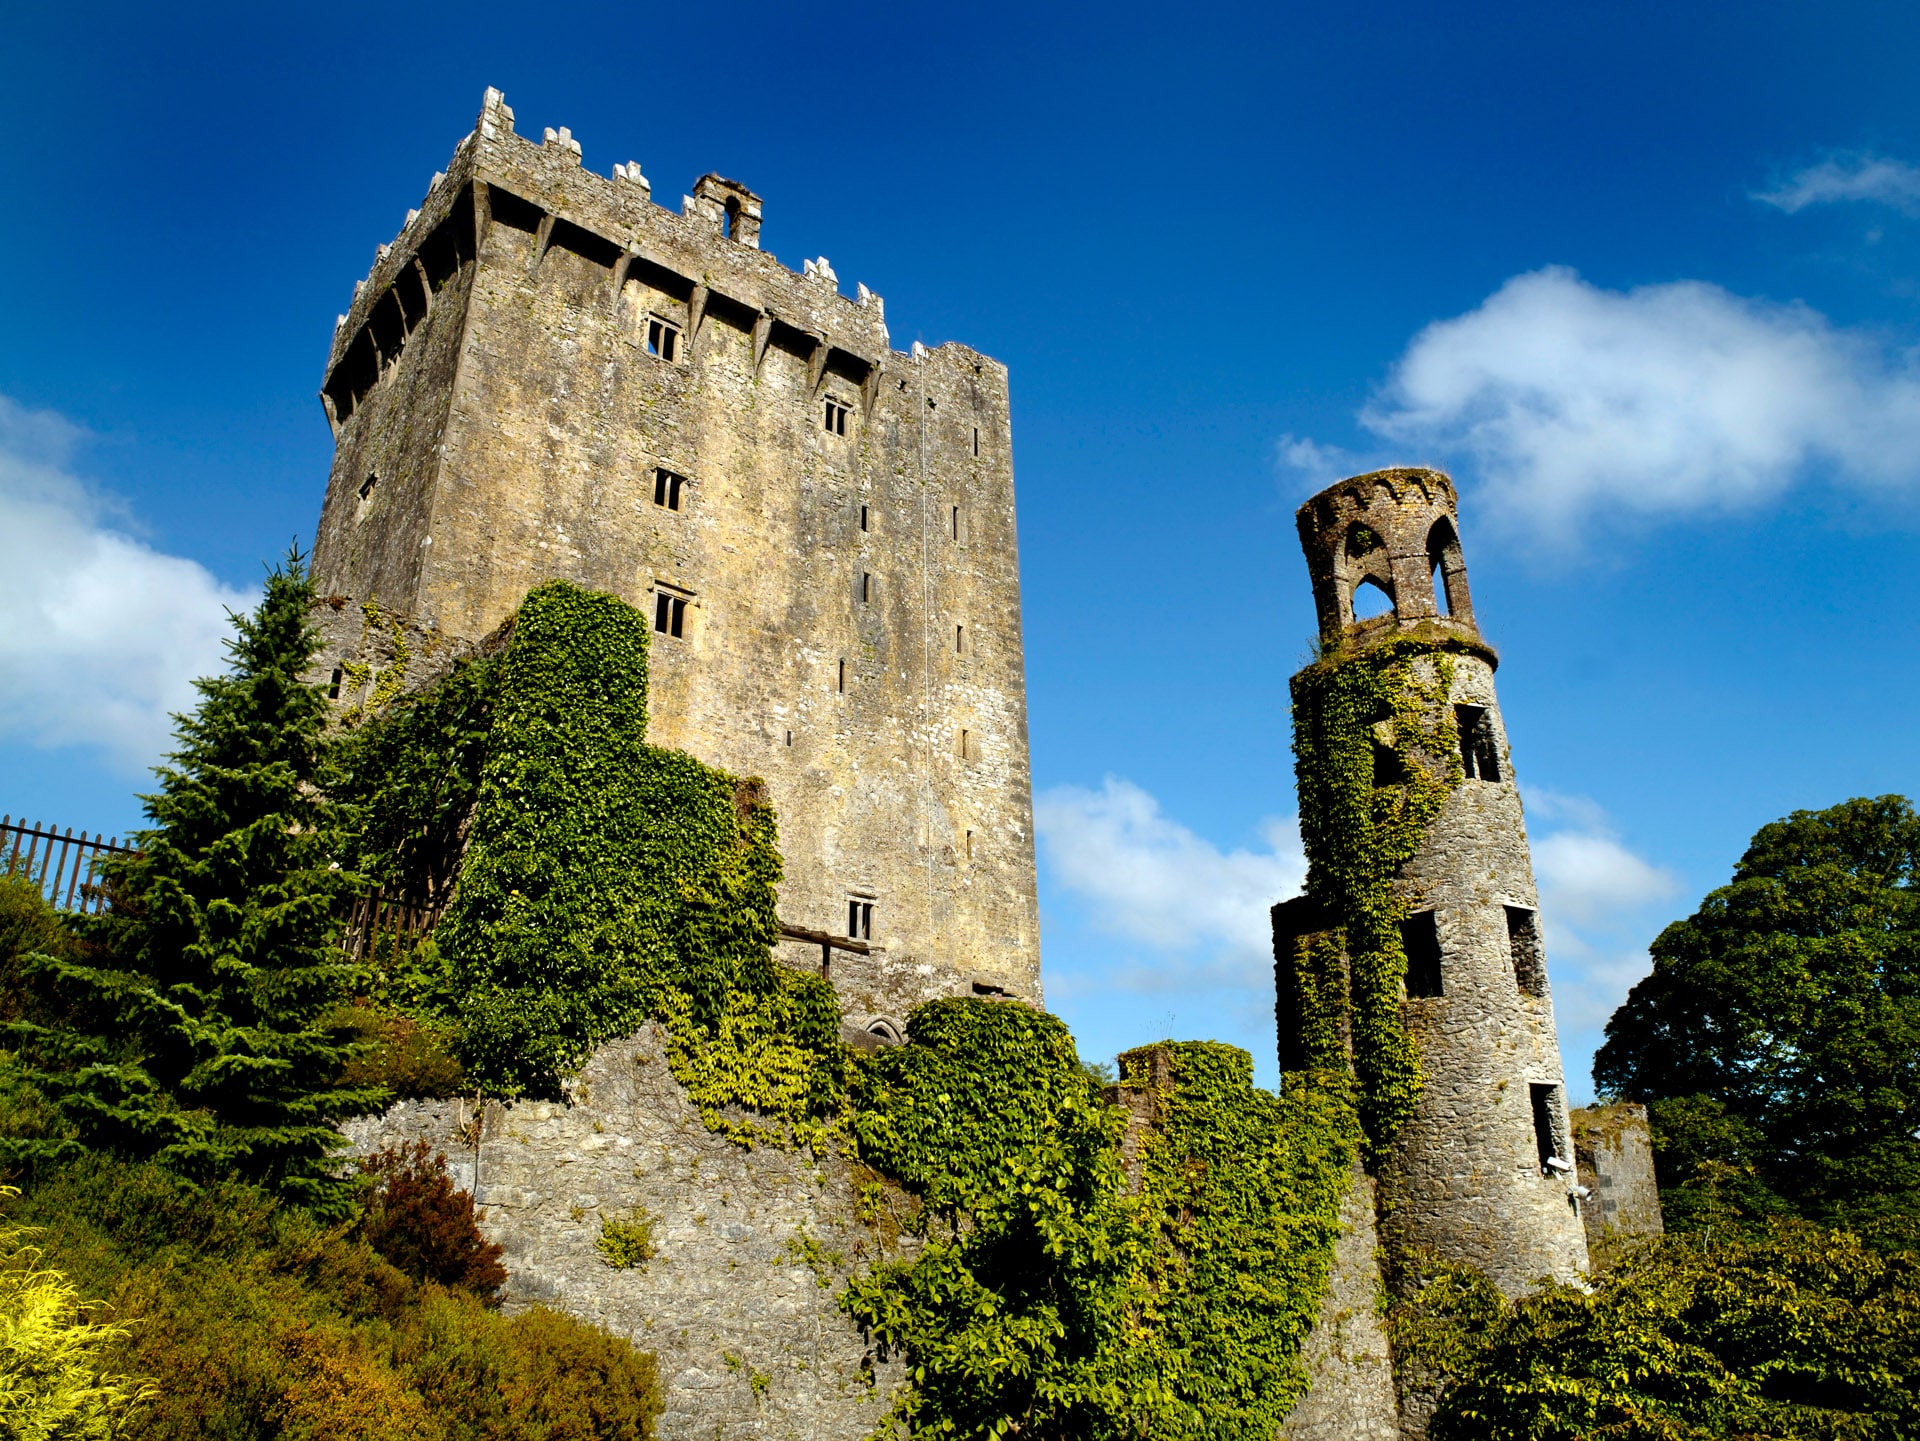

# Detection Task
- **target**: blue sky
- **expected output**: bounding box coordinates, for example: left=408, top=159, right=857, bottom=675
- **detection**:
left=4, top=2, right=1919, bottom=1098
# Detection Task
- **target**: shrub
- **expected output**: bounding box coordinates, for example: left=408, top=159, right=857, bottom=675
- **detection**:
left=356, top=1142, right=504, bottom=1298
left=595, top=1210, right=657, bottom=1270
left=330, top=1002, right=464, bottom=1101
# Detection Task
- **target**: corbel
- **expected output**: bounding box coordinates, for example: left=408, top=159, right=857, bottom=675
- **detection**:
left=751, top=312, right=773, bottom=375
left=532, top=212, right=556, bottom=273
left=860, top=360, right=881, bottom=419
left=472, top=180, right=493, bottom=256
left=412, top=256, right=434, bottom=318
left=687, top=283, right=709, bottom=352
left=806, top=336, right=829, bottom=396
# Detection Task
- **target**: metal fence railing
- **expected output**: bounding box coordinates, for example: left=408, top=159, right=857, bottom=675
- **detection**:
left=1, top=816, right=134, bottom=914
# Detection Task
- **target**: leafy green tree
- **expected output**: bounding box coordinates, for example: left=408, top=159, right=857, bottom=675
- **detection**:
left=4, top=551, right=383, bottom=1213
left=1595, top=796, right=1920, bottom=1226
left=1425, top=1223, right=1920, bottom=1440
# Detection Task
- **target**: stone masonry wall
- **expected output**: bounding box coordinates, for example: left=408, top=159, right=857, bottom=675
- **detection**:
left=1282, top=1164, right=1401, bottom=1441
left=1381, top=652, right=1589, bottom=1301
left=1571, top=1102, right=1664, bottom=1263
left=310, top=89, right=1040, bottom=1025
left=342, top=1022, right=910, bottom=1441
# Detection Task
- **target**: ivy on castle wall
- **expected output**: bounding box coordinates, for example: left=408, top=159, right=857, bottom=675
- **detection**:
left=342, top=581, right=1361, bottom=1438
left=1290, top=636, right=1465, bottom=1162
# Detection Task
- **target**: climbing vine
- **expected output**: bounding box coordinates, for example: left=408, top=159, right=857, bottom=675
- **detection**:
left=1290, top=634, right=1468, bottom=1162
left=341, top=581, right=1366, bottom=1438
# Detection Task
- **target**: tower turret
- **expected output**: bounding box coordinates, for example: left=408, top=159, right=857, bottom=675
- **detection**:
left=1277, top=467, right=1586, bottom=1435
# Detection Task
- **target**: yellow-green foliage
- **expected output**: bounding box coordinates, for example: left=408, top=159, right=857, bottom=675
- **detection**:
left=1419, top=1222, right=1920, bottom=1439
left=0, top=1187, right=150, bottom=1440
left=596, top=1210, right=658, bottom=1270
left=1290, top=638, right=1464, bottom=1161
left=8, top=1159, right=662, bottom=1440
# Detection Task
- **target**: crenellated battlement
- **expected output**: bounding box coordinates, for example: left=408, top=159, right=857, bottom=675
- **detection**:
left=321, top=87, right=895, bottom=429
left=1295, top=466, right=1483, bottom=655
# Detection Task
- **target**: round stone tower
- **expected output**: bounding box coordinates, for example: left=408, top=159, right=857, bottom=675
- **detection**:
left=1286, top=467, right=1588, bottom=1300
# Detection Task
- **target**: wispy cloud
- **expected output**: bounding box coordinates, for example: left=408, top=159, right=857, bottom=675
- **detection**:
left=1753, top=152, right=1920, bottom=216
left=0, top=394, right=252, bottom=774
left=1280, top=265, right=1920, bottom=541
left=1524, top=788, right=1682, bottom=1093
left=1035, top=777, right=1304, bottom=992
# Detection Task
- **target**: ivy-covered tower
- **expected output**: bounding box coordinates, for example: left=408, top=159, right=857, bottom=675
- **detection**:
left=1276, top=468, right=1587, bottom=1357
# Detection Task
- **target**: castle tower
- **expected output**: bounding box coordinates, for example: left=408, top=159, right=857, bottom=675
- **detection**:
left=308, top=90, right=1040, bottom=1028
left=1276, top=469, right=1586, bottom=1421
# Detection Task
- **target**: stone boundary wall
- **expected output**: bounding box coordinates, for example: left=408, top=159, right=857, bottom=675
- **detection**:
left=342, top=1024, right=912, bottom=1440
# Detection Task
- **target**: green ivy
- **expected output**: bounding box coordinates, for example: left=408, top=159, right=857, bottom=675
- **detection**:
left=842, top=1014, right=1357, bottom=1439
left=1290, top=635, right=1467, bottom=1162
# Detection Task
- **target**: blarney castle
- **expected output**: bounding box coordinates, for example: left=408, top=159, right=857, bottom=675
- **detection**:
left=319, top=89, right=1659, bottom=1439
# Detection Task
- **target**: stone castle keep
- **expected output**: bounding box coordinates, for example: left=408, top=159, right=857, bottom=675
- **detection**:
left=312, top=87, right=1038, bottom=1039
left=321, top=91, right=1656, bottom=1440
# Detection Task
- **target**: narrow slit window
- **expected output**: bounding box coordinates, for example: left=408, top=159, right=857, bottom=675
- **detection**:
left=653, top=590, right=687, bottom=638
left=1506, top=905, right=1546, bottom=996
left=847, top=899, right=873, bottom=941
left=860, top=504, right=870, bottom=531
left=955, top=624, right=965, bottom=653
left=951, top=505, right=962, bottom=541
left=359, top=472, right=378, bottom=501
left=652, top=468, right=686, bottom=511
left=1456, top=705, right=1502, bottom=782
left=959, top=727, right=970, bottom=759
left=965, top=829, right=974, bottom=861
left=973, top=426, right=979, bottom=456
left=837, top=659, right=846, bottom=693
left=1401, top=910, right=1443, bottom=997
left=328, top=667, right=344, bottom=700
left=823, top=397, right=850, bottom=435
left=861, top=573, right=873, bottom=603
left=646, top=316, right=681, bottom=362
left=1531, top=1083, right=1566, bottom=1172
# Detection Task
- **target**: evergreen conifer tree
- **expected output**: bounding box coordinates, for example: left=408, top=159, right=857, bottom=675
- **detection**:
left=5, top=551, right=383, bottom=1213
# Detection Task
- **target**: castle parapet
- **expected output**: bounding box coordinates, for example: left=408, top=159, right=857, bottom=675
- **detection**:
left=1295, top=467, right=1480, bottom=653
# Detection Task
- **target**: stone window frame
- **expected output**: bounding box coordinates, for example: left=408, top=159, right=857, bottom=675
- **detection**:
left=846, top=893, right=876, bottom=941
left=822, top=395, right=852, bottom=437
left=651, top=581, right=695, bottom=639
left=651, top=467, right=690, bottom=512
left=644, top=314, right=683, bottom=363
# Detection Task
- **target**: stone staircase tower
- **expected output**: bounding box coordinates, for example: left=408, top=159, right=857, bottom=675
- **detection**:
left=1277, top=467, right=1588, bottom=1437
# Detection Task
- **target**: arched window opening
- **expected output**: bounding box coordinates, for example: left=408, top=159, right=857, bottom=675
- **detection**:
left=867, top=1018, right=903, bottom=1046
left=1352, top=576, right=1395, bottom=622
left=1427, top=516, right=1466, bottom=619
left=1345, top=520, right=1383, bottom=559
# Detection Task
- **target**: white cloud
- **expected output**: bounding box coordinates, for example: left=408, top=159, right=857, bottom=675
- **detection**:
left=0, top=395, right=252, bottom=774
left=1034, top=777, right=1305, bottom=990
left=1281, top=266, right=1920, bottom=540
left=1522, top=790, right=1682, bottom=1090
left=1753, top=153, right=1920, bottom=216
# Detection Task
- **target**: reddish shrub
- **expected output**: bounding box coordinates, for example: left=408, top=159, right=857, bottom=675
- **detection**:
left=357, top=1142, right=505, bottom=1299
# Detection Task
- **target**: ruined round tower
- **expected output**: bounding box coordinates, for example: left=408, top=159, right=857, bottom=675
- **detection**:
left=1282, top=466, right=1587, bottom=1295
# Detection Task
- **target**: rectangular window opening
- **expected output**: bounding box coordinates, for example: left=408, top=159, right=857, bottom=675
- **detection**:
left=965, top=829, right=974, bottom=861
left=1455, top=704, right=1502, bottom=782
left=785, top=730, right=793, bottom=746
left=1531, top=1083, right=1566, bottom=1172
left=358, top=472, right=378, bottom=501
left=837, top=659, right=846, bottom=693
left=653, top=590, right=687, bottom=638
left=1506, top=905, right=1546, bottom=997
left=955, top=624, right=965, bottom=653
left=951, top=504, right=962, bottom=541
left=1401, top=909, right=1443, bottom=998
left=860, top=504, right=869, bottom=531
left=972, top=426, right=979, bottom=456
left=861, top=573, right=872, bottom=604
left=959, top=727, right=970, bottom=760
left=652, top=468, right=686, bottom=511
left=823, top=397, right=850, bottom=435
left=646, top=316, right=681, bottom=362
left=847, top=899, right=873, bottom=941
left=328, top=667, right=343, bottom=700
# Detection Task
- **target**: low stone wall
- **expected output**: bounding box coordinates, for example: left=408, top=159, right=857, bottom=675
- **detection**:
left=1283, top=1163, right=1401, bottom=1440
left=342, top=1022, right=911, bottom=1440
left=1571, top=1102, right=1664, bottom=1264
